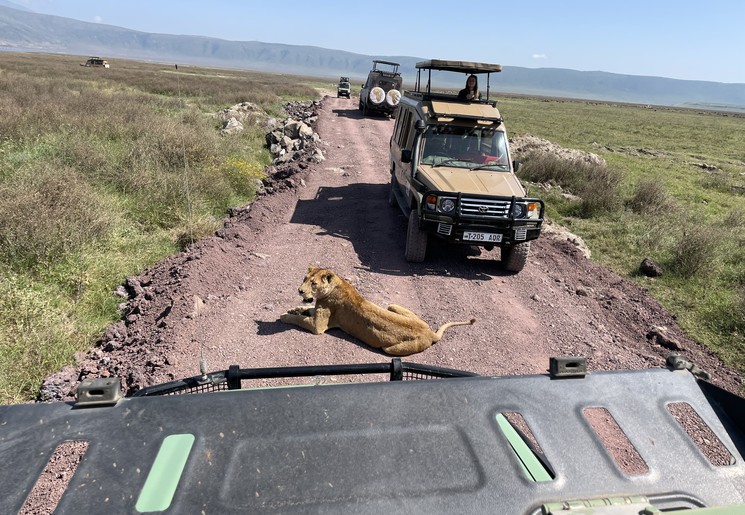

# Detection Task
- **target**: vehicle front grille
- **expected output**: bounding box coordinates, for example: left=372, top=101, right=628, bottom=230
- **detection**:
left=460, top=197, right=511, bottom=219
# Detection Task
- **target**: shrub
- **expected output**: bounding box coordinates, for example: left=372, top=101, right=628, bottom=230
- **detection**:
left=627, top=178, right=672, bottom=215
left=668, top=225, right=721, bottom=278
left=520, top=151, right=622, bottom=216
left=0, top=165, right=114, bottom=269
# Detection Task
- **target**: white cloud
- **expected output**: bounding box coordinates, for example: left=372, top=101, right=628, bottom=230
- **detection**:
left=93, top=15, right=102, bottom=23
left=532, top=54, right=548, bottom=60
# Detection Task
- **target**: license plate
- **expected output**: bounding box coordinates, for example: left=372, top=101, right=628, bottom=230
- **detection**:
left=463, top=231, right=502, bottom=243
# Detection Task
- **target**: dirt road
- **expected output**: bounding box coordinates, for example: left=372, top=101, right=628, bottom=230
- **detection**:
left=43, top=94, right=742, bottom=398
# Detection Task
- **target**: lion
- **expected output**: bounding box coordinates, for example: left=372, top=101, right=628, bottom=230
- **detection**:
left=280, top=265, right=475, bottom=356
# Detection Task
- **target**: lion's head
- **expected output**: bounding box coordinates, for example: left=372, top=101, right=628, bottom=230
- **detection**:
left=298, top=265, right=338, bottom=302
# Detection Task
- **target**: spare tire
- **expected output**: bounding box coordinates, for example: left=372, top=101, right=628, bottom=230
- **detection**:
left=386, top=89, right=401, bottom=106
left=369, top=87, right=385, bottom=105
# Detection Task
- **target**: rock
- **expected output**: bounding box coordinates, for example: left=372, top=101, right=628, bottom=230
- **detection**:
left=640, top=258, right=663, bottom=277
left=298, top=122, right=314, bottom=139
left=216, top=102, right=264, bottom=125
left=220, top=117, right=244, bottom=135
left=647, top=325, right=684, bottom=351
left=310, top=148, right=325, bottom=163
left=284, top=119, right=302, bottom=139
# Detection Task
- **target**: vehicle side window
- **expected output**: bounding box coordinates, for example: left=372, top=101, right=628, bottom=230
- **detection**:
left=392, top=112, right=403, bottom=144
left=397, top=111, right=412, bottom=149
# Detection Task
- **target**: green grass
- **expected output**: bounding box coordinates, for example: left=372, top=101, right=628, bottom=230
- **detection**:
left=501, top=95, right=745, bottom=377
left=0, top=53, right=319, bottom=403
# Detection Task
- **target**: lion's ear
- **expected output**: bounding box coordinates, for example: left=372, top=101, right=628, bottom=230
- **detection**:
left=323, top=272, right=333, bottom=283
left=308, top=264, right=316, bottom=272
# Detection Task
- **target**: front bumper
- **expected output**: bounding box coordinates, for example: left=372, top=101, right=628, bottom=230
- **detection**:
left=419, top=192, right=545, bottom=246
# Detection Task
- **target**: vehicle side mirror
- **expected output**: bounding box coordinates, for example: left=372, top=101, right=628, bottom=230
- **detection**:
left=414, top=120, right=426, bottom=133
left=401, top=149, right=412, bottom=164
left=512, top=159, right=520, bottom=172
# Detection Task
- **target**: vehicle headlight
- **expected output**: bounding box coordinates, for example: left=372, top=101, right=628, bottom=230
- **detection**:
left=386, top=89, right=401, bottom=106
left=440, top=198, right=456, bottom=213
left=511, top=203, right=527, bottom=218
left=526, top=202, right=539, bottom=219
left=369, top=87, right=385, bottom=104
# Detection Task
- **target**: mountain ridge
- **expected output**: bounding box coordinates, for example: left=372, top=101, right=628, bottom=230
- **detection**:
left=1, top=4, right=744, bottom=110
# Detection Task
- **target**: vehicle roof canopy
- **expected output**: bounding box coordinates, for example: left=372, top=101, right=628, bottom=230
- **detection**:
left=416, top=60, right=502, bottom=74
left=373, top=60, right=401, bottom=67
left=371, top=60, right=400, bottom=75
left=412, top=60, right=502, bottom=103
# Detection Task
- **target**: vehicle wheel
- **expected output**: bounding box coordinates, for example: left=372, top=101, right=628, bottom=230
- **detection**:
left=501, top=242, right=531, bottom=273
left=405, top=209, right=427, bottom=263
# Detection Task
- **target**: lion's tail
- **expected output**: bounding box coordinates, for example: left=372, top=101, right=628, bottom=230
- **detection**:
left=433, top=318, right=476, bottom=342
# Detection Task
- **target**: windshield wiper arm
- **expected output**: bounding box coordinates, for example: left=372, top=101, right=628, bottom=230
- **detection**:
left=470, top=163, right=508, bottom=171
left=432, top=159, right=461, bottom=168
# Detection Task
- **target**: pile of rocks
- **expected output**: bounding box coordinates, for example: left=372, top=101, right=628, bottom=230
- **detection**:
left=216, top=101, right=264, bottom=135
left=258, top=100, right=326, bottom=195
left=265, top=100, right=324, bottom=166
left=510, top=134, right=606, bottom=166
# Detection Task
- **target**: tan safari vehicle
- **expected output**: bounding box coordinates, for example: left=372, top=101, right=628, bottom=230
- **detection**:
left=389, top=60, right=544, bottom=272
left=82, top=57, right=110, bottom=68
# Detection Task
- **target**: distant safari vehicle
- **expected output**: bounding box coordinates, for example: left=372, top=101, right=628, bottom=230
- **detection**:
left=359, top=60, right=402, bottom=117
left=337, top=78, right=351, bottom=98
left=82, top=57, right=110, bottom=68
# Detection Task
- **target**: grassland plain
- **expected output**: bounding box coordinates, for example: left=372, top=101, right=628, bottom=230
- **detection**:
left=1, top=52, right=743, bottom=403
left=0, top=52, right=321, bottom=403
left=503, top=96, right=745, bottom=376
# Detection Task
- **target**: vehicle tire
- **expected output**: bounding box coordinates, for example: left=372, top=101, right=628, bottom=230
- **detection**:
left=501, top=242, right=531, bottom=273
left=405, top=209, right=427, bottom=263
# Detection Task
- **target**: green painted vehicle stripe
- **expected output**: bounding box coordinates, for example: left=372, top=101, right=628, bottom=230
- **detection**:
left=136, top=433, right=195, bottom=513
left=496, top=413, right=553, bottom=482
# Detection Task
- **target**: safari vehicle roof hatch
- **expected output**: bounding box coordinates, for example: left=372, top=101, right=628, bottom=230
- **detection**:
left=3, top=359, right=745, bottom=514
left=414, top=59, right=502, bottom=103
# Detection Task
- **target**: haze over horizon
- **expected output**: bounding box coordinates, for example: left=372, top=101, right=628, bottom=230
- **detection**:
left=8, top=0, right=745, bottom=85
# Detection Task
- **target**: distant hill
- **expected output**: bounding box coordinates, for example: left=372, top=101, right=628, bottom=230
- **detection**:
left=2, top=4, right=745, bottom=111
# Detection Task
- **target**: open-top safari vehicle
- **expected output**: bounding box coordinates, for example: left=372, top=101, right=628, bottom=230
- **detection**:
left=2, top=355, right=744, bottom=513
left=389, top=60, right=544, bottom=271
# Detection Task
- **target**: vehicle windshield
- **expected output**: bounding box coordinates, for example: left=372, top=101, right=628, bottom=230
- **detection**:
left=420, top=125, right=509, bottom=170
left=339, top=82, right=350, bottom=88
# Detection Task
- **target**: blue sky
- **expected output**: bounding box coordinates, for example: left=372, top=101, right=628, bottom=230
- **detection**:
left=13, top=0, right=745, bottom=84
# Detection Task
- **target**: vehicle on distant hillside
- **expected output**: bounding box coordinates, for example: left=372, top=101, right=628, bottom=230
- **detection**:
left=82, top=57, right=110, bottom=68
left=359, top=60, right=402, bottom=117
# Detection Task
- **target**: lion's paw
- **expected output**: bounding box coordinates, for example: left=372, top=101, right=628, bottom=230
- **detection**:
left=286, top=305, right=314, bottom=316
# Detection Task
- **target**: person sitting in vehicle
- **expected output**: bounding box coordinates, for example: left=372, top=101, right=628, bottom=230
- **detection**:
left=458, top=75, right=480, bottom=101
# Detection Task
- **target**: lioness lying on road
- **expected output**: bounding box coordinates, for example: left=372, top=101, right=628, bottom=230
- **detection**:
left=280, top=265, right=475, bottom=356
